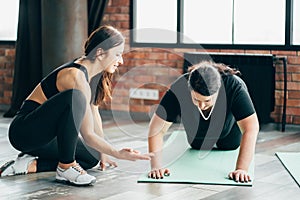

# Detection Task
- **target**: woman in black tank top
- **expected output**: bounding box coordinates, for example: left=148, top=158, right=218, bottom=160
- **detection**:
left=1, top=25, right=152, bottom=186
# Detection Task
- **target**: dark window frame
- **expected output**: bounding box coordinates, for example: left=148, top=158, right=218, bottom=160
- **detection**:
left=130, top=0, right=300, bottom=50
left=0, top=41, right=16, bottom=45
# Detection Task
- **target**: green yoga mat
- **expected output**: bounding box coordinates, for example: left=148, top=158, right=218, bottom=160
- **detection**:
left=276, top=152, right=300, bottom=187
left=138, top=131, right=254, bottom=186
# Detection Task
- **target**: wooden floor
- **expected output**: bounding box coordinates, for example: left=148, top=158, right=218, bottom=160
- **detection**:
left=0, top=113, right=300, bottom=200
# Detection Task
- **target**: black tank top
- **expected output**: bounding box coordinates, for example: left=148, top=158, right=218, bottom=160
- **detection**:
left=40, top=60, right=89, bottom=99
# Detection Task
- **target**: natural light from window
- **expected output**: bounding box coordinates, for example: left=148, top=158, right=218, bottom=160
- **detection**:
left=234, top=0, right=285, bottom=45
left=293, top=0, right=300, bottom=45
left=182, top=0, right=233, bottom=44
left=134, top=0, right=177, bottom=43
left=0, top=0, right=19, bottom=41
left=131, top=0, right=299, bottom=49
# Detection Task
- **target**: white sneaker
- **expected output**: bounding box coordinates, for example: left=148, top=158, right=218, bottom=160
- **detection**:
left=55, top=163, right=96, bottom=186
left=0, top=153, right=37, bottom=177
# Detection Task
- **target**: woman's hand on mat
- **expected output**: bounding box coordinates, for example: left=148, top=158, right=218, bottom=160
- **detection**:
left=99, top=154, right=117, bottom=171
left=148, top=168, right=170, bottom=179
left=116, top=148, right=153, bottom=161
left=228, top=169, right=251, bottom=183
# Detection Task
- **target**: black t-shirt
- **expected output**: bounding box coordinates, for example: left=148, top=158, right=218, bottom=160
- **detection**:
left=156, top=73, right=256, bottom=147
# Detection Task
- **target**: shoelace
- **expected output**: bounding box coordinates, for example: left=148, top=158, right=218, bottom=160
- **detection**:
left=71, top=163, right=85, bottom=174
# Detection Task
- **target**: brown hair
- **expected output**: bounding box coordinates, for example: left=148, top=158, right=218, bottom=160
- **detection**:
left=188, top=61, right=241, bottom=96
left=84, top=25, right=124, bottom=105
left=188, top=61, right=241, bottom=76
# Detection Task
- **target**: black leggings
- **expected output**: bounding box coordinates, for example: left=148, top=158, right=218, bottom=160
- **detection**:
left=8, top=89, right=99, bottom=172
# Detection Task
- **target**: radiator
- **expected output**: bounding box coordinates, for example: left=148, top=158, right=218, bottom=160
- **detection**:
left=183, top=52, right=275, bottom=124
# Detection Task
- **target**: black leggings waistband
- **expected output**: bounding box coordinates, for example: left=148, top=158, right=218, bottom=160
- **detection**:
left=17, top=100, right=41, bottom=115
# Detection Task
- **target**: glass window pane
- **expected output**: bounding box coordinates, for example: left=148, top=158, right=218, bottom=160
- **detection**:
left=182, top=0, right=233, bottom=44
left=234, top=0, right=285, bottom=45
left=133, top=0, right=177, bottom=43
left=293, top=0, right=300, bottom=45
left=0, top=0, right=19, bottom=41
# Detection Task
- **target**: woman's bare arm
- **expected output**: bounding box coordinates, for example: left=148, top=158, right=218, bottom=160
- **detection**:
left=148, top=113, right=172, bottom=178
left=229, top=113, right=259, bottom=182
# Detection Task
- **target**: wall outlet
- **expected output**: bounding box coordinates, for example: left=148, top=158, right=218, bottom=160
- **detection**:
left=129, top=88, right=159, bottom=100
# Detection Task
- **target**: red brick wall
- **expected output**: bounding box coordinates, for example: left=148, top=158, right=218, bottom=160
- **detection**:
left=1, top=0, right=300, bottom=125
left=0, top=44, right=15, bottom=111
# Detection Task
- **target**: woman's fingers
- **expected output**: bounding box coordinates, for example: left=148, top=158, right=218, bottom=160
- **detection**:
left=99, top=160, right=118, bottom=171
left=228, top=172, right=234, bottom=180
left=107, top=160, right=118, bottom=167
left=164, top=168, right=170, bottom=176
left=121, top=148, right=153, bottom=161
left=132, top=153, right=152, bottom=160
left=100, top=161, right=106, bottom=171
left=148, top=168, right=170, bottom=179
left=228, top=169, right=251, bottom=183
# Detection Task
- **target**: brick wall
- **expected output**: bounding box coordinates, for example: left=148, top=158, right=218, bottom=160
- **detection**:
left=0, top=0, right=300, bottom=125
left=0, top=44, right=15, bottom=111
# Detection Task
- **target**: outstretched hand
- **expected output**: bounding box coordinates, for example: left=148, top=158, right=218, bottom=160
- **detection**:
left=228, top=169, right=251, bottom=183
left=117, top=148, right=153, bottom=161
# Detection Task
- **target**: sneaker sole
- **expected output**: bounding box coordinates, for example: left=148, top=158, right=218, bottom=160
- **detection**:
left=0, top=160, right=15, bottom=177
left=55, top=176, right=96, bottom=186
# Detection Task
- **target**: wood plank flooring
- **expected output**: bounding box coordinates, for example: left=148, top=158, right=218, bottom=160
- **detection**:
left=0, top=113, right=299, bottom=200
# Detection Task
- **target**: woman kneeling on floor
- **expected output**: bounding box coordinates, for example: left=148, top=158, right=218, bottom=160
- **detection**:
left=0, top=25, right=152, bottom=186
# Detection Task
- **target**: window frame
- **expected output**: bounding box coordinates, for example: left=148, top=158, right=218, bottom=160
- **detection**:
left=130, top=0, right=300, bottom=50
left=0, top=41, right=16, bottom=45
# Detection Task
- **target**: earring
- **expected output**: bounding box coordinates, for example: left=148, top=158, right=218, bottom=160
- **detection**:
left=96, top=49, right=104, bottom=61
left=97, top=54, right=103, bottom=61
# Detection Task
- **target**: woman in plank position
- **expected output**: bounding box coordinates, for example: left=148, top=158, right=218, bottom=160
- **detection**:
left=147, top=61, right=259, bottom=183
left=0, top=25, right=152, bottom=186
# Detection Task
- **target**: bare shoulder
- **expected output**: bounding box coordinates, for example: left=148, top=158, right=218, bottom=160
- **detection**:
left=57, top=67, right=89, bottom=91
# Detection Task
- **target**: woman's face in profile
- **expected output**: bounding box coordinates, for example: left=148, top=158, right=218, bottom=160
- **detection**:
left=101, top=43, right=124, bottom=73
